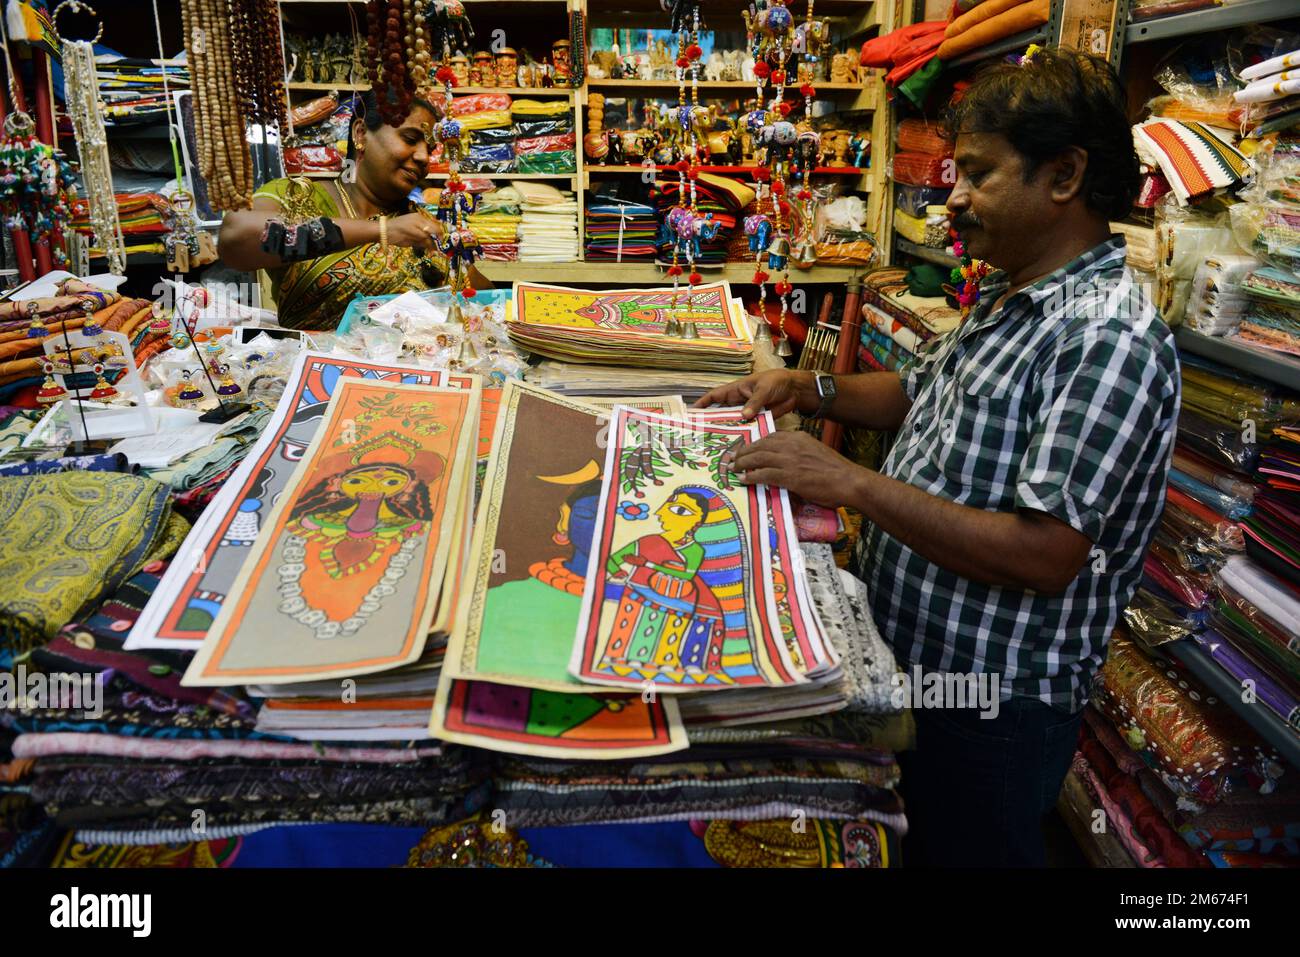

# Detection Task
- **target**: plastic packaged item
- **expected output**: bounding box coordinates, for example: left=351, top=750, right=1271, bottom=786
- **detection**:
left=516, top=151, right=576, bottom=174
left=1172, top=447, right=1257, bottom=502
left=510, top=99, right=571, bottom=117
left=1186, top=253, right=1257, bottom=335
left=889, top=151, right=953, bottom=188
left=1092, top=631, right=1280, bottom=803
left=291, top=95, right=338, bottom=128
left=469, top=126, right=518, bottom=146
left=461, top=157, right=517, bottom=174
left=1145, top=547, right=1213, bottom=608
left=455, top=109, right=513, bottom=131
left=1216, top=554, right=1300, bottom=647
left=1168, top=468, right=1253, bottom=519
left=450, top=93, right=512, bottom=115
left=467, top=142, right=515, bottom=164
left=1123, top=586, right=1201, bottom=647
left=893, top=205, right=949, bottom=247
left=895, top=119, right=950, bottom=156
left=1164, top=484, right=1247, bottom=552
left=894, top=184, right=951, bottom=218
left=282, top=145, right=342, bottom=174
left=514, top=116, right=575, bottom=138
left=514, top=132, right=577, bottom=154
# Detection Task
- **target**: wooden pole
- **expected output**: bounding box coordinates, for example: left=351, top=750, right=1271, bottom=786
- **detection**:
left=820, top=277, right=863, bottom=452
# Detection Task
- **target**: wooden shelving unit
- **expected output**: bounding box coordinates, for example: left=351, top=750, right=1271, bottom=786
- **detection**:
left=277, top=0, right=885, bottom=286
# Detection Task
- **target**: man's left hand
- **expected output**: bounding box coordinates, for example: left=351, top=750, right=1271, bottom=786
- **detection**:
left=728, top=430, right=864, bottom=508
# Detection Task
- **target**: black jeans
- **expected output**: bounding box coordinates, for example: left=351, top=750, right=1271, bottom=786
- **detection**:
left=897, top=695, right=1084, bottom=867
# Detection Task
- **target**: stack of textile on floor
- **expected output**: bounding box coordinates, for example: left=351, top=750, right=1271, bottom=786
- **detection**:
left=93, top=55, right=190, bottom=126
left=469, top=186, right=523, bottom=262
left=1074, top=630, right=1297, bottom=868
left=935, top=0, right=1051, bottom=64
left=856, top=268, right=959, bottom=373
left=450, top=94, right=516, bottom=175
left=657, top=172, right=752, bottom=268
left=516, top=181, right=579, bottom=262
left=859, top=20, right=945, bottom=108
left=511, top=100, right=576, bottom=175
left=584, top=199, right=657, bottom=262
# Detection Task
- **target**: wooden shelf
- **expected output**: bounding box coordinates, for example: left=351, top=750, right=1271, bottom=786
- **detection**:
left=1175, top=327, right=1300, bottom=393
left=288, top=83, right=574, bottom=97
left=429, top=172, right=576, bottom=181
left=587, top=164, right=868, bottom=176
left=476, top=261, right=870, bottom=285
left=288, top=81, right=365, bottom=92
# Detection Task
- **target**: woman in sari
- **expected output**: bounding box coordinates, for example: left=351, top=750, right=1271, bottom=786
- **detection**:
left=219, top=92, right=488, bottom=330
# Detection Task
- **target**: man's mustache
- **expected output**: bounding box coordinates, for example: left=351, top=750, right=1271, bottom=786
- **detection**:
left=952, top=213, right=983, bottom=230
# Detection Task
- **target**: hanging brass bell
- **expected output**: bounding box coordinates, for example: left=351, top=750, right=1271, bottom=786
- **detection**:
left=766, top=236, right=792, bottom=259
left=447, top=299, right=464, bottom=327
left=753, top=320, right=773, bottom=348
left=774, top=335, right=793, bottom=357
left=794, top=240, right=819, bottom=266
left=662, top=315, right=682, bottom=337
left=457, top=334, right=479, bottom=364
left=681, top=320, right=700, bottom=339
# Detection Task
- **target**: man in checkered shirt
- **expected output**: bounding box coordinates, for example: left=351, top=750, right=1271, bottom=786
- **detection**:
left=701, top=49, right=1180, bottom=866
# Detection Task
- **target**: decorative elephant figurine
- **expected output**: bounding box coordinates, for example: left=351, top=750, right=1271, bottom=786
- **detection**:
left=796, top=126, right=821, bottom=167
left=744, top=214, right=772, bottom=254
left=792, top=18, right=830, bottom=57
left=756, top=120, right=798, bottom=163
left=663, top=208, right=719, bottom=261
left=745, top=2, right=794, bottom=38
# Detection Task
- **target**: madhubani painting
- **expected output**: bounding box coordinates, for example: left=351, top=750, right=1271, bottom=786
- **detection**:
left=513, top=282, right=748, bottom=340
left=571, top=408, right=805, bottom=690
left=431, top=676, right=685, bottom=758
left=445, top=380, right=612, bottom=692
left=183, top=379, right=477, bottom=686
left=128, top=353, right=473, bottom=651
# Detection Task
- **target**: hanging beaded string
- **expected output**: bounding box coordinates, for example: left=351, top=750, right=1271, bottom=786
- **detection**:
left=228, top=0, right=288, bottom=129
left=55, top=3, right=126, bottom=276
left=664, top=3, right=704, bottom=333
left=0, top=12, right=76, bottom=279
left=795, top=0, right=820, bottom=262
left=683, top=6, right=705, bottom=323
left=180, top=0, right=254, bottom=210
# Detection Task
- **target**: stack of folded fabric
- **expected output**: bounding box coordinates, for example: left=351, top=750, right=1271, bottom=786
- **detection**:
left=516, top=181, right=579, bottom=262
left=469, top=186, right=523, bottom=261
left=94, top=55, right=190, bottom=126
left=584, top=199, right=657, bottom=261
left=859, top=20, right=946, bottom=108
left=1080, top=629, right=1296, bottom=868
left=656, top=172, right=752, bottom=268
left=511, top=99, right=576, bottom=175
left=70, top=192, right=169, bottom=254
left=1240, top=268, right=1300, bottom=358
left=1184, top=254, right=1258, bottom=337
left=451, top=93, right=516, bottom=175
left=855, top=268, right=959, bottom=373
left=1134, top=119, right=1249, bottom=206
left=935, top=0, right=1051, bottom=64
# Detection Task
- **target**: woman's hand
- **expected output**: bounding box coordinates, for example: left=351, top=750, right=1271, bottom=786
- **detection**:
left=386, top=213, right=444, bottom=251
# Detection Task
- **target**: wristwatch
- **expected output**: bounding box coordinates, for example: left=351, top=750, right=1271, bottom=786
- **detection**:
left=813, top=373, right=837, bottom=418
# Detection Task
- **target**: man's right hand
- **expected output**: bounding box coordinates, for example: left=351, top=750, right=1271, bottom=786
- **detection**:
left=693, top=368, right=816, bottom=421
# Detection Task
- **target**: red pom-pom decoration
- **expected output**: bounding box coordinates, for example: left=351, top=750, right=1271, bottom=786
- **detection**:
left=778, top=100, right=793, bottom=116
left=754, top=167, right=771, bottom=182
left=772, top=69, right=786, bottom=84
left=797, top=188, right=812, bottom=200
left=778, top=200, right=792, bottom=216
left=435, top=66, right=457, bottom=85
left=462, top=287, right=476, bottom=298
left=687, top=166, right=700, bottom=180
left=686, top=44, right=703, bottom=61
left=667, top=264, right=683, bottom=277
left=800, top=84, right=816, bottom=97
left=688, top=272, right=703, bottom=285
left=753, top=270, right=770, bottom=284
left=771, top=180, right=786, bottom=195
left=775, top=280, right=793, bottom=296
left=676, top=56, right=690, bottom=68
left=753, top=61, right=771, bottom=78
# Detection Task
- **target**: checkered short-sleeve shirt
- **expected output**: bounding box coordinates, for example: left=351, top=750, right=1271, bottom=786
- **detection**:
left=854, top=236, right=1181, bottom=712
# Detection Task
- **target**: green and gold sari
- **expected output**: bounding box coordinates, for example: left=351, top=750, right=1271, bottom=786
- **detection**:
left=253, top=177, right=447, bottom=330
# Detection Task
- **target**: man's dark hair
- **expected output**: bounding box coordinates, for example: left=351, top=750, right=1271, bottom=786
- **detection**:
left=944, top=48, right=1140, bottom=220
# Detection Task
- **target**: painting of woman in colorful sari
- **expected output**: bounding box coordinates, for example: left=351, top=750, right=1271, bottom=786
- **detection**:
left=599, top=484, right=754, bottom=685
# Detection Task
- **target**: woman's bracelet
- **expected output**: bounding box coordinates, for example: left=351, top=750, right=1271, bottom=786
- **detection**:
left=259, top=216, right=345, bottom=262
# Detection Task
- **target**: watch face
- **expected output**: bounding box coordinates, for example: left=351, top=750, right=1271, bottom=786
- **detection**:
left=820, top=375, right=836, bottom=398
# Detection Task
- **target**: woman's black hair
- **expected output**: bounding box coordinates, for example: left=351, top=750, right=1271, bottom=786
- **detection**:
left=943, top=48, right=1141, bottom=220
left=347, top=89, right=442, bottom=159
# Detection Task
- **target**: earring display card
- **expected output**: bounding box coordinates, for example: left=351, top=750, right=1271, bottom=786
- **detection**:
left=183, top=378, right=479, bottom=686
left=41, top=328, right=152, bottom=439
